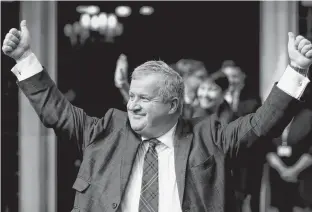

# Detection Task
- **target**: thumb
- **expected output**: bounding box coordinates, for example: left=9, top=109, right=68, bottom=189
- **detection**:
left=288, top=32, right=295, bottom=47
left=20, top=20, right=28, bottom=33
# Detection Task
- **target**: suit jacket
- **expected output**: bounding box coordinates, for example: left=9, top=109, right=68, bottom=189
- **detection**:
left=192, top=101, right=236, bottom=125
left=234, top=85, right=262, bottom=118
left=18, top=70, right=301, bottom=212
left=227, top=86, right=265, bottom=196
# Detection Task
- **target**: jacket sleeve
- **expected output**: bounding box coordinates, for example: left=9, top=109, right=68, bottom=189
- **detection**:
left=214, top=85, right=302, bottom=160
left=17, top=69, right=115, bottom=154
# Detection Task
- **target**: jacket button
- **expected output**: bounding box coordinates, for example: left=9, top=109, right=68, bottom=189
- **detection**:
left=112, top=203, right=118, bottom=209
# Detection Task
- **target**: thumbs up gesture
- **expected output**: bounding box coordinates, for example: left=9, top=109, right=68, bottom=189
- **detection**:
left=2, top=20, right=32, bottom=62
left=288, top=32, right=312, bottom=69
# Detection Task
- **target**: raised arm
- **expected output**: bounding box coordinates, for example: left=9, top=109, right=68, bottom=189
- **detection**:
left=2, top=20, right=113, bottom=153
left=214, top=33, right=312, bottom=160
left=114, top=53, right=130, bottom=103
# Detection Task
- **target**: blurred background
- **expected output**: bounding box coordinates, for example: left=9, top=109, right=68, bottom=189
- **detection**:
left=1, top=1, right=312, bottom=212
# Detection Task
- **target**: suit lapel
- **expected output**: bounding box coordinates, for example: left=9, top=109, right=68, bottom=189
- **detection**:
left=120, top=122, right=142, bottom=196
left=119, top=118, right=193, bottom=205
left=174, top=118, right=193, bottom=205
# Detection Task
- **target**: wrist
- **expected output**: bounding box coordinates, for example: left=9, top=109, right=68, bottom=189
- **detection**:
left=16, top=49, right=33, bottom=63
left=115, top=80, right=127, bottom=88
left=289, top=62, right=310, bottom=77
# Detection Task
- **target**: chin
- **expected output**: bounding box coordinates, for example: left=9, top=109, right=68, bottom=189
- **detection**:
left=129, top=121, right=145, bottom=132
left=200, top=101, right=214, bottom=109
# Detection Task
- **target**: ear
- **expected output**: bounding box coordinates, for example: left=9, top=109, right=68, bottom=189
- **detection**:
left=168, top=98, right=179, bottom=114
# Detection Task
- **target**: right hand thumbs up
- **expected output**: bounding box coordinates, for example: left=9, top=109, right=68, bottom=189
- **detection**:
left=2, top=20, right=32, bottom=62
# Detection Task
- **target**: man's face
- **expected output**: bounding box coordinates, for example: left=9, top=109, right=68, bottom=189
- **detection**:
left=197, top=80, right=224, bottom=110
left=222, top=67, right=245, bottom=91
left=185, top=69, right=208, bottom=91
left=127, top=74, right=173, bottom=138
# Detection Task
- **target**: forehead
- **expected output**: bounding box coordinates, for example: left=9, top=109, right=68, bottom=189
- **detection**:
left=200, top=80, right=219, bottom=89
left=130, top=73, right=162, bottom=95
left=194, top=69, right=207, bottom=76
left=223, top=67, right=242, bottom=76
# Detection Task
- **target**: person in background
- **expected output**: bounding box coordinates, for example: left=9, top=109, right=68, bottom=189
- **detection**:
left=221, top=60, right=261, bottom=117
left=221, top=60, right=263, bottom=212
left=267, top=85, right=312, bottom=212
left=175, top=59, right=208, bottom=106
left=192, top=71, right=235, bottom=124
left=114, top=54, right=130, bottom=104
left=4, top=21, right=312, bottom=212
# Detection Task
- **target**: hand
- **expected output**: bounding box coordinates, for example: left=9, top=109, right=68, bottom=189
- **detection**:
left=266, top=152, right=287, bottom=174
left=280, top=167, right=298, bottom=183
left=114, top=54, right=128, bottom=88
left=2, top=20, right=32, bottom=62
left=288, top=32, right=312, bottom=69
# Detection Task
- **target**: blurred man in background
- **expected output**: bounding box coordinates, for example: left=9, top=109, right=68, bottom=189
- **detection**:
left=221, top=60, right=263, bottom=212
left=221, top=60, right=261, bottom=116
left=175, top=59, right=209, bottom=118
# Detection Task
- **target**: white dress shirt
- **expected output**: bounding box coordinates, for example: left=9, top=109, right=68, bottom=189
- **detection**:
left=224, top=89, right=241, bottom=112
left=121, top=123, right=182, bottom=212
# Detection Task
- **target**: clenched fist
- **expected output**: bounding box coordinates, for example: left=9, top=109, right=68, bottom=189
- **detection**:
left=288, top=32, right=312, bottom=69
left=2, top=20, right=32, bottom=62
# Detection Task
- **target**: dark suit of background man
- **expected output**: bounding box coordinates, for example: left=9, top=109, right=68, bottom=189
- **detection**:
left=3, top=20, right=312, bottom=212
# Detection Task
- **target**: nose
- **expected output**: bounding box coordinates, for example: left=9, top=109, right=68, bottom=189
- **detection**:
left=200, top=89, right=210, bottom=98
left=127, top=99, right=141, bottom=112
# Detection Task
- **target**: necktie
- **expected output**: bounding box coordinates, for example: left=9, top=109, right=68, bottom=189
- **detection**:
left=139, top=138, right=159, bottom=212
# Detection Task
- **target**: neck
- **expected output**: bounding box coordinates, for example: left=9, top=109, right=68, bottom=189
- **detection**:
left=206, top=99, right=224, bottom=114
left=143, top=115, right=179, bottom=139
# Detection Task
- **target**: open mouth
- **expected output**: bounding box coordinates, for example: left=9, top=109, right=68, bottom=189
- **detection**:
left=200, top=96, right=213, bottom=102
left=130, top=113, right=146, bottom=118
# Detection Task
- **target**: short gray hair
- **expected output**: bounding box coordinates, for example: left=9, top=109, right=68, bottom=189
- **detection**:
left=131, top=60, right=184, bottom=113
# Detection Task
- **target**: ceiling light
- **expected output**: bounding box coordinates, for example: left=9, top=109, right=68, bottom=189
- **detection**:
left=115, top=6, right=131, bottom=17
left=139, top=6, right=154, bottom=15
left=98, top=12, right=108, bottom=30
left=107, top=14, right=118, bottom=29
left=76, top=5, right=100, bottom=15
left=90, top=15, right=100, bottom=30
left=73, top=22, right=82, bottom=34
left=87, top=5, right=100, bottom=15
left=64, top=24, right=73, bottom=37
left=80, top=13, right=91, bottom=29
left=76, top=5, right=88, bottom=13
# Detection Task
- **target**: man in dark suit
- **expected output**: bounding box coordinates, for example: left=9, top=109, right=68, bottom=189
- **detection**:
left=221, top=61, right=263, bottom=212
left=3, top=20, right=312, bottom=212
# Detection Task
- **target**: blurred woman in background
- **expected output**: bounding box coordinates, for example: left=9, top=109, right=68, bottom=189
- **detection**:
left=192, top=71, right=235, bottom=124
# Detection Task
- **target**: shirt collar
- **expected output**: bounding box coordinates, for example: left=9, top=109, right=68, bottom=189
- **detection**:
left=141, top=122, right=178, bottom=149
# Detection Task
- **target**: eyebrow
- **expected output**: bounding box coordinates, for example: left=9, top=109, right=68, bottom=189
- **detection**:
left=129, top=91, right=153, bottom=98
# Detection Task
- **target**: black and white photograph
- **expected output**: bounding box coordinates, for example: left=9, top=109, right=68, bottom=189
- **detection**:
left=2, top=1, right=312, bottom=212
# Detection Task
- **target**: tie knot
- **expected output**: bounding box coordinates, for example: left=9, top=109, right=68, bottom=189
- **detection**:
left=146, top=138, right=159, bottom=149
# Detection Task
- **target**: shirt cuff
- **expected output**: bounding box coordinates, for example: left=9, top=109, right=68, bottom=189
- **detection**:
left=277, top=65, right=310, bottom=99
left=11, top=52, right=43, bottom=81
